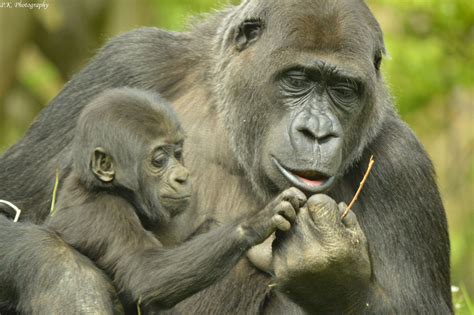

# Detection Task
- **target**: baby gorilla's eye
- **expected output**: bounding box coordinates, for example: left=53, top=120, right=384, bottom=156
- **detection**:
left=174, top=149, right=183, bottom=160
left=152, top=154, right=169, bottom=169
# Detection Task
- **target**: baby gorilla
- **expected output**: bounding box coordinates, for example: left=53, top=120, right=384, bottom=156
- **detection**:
left=45, top=88, right=306, bottom=311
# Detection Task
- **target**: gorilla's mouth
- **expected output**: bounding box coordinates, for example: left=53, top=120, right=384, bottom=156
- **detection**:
left=160, top=195, right=192, bottom=209
left=272, top=158, right=335, bottom=194
left=161, top=195, right=192, bottom=201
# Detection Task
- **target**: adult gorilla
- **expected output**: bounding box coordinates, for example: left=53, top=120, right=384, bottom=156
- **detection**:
left=0, top=0, right=451, bottom=313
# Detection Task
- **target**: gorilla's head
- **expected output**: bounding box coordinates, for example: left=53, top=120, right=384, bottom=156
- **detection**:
left=213, top=0, right=391, bottom=197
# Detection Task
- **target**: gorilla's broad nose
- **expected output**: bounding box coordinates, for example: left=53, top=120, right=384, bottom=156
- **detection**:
left=292, top=110, right=339, bottom=148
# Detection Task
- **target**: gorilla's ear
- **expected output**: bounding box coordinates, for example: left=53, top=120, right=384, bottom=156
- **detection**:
left=374, top=48, right=385, bottom=72
left=91, top=148, right=115, bottom=183
left=235, top=19, right=263, bottom=51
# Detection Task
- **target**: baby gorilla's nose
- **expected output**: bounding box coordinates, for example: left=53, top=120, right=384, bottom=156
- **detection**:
left=170, top=166, right=190, bottom=192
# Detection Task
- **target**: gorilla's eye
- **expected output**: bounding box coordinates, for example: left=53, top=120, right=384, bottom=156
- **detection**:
left=329, top=84, right=359, bottom=105
left=152, top=154, right=169, bottom=169
left=174, top=149, right=183, bottom=161
left=284, top=72, right=311, bottom=90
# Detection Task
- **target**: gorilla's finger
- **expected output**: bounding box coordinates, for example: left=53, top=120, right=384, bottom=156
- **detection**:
left=338, top=202, right=358, bottom=229
left=306, top=194, right=339, bottom=225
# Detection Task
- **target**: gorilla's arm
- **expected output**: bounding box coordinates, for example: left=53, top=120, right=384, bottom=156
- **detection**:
left=360, top=118, right=451, bottom=313
left=272, top=118, right=451, bottom=314
left=0, top=215, right=121, bottom=314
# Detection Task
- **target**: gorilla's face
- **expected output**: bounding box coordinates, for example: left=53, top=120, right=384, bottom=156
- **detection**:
left=215, top=0, right=387, bottom=196
left=263, top=66, right=354, bottom=194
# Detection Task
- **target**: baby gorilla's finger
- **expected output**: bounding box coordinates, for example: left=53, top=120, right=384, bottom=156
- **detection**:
left=281, top=187, right=307, bottom=210
left=338, top=202, right=359, bottom=229
left=275, top=201, right=297, bottom=223
left=272, top=214, right=291, bottom=232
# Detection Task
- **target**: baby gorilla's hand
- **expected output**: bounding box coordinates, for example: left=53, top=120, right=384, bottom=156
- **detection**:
left=239, top=187, right=306, bottom=246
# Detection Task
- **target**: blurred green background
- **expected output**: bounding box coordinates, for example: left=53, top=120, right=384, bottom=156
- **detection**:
left=0, top=0, right=472, bottom=312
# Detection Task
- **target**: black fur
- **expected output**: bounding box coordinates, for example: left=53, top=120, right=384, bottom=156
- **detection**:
left=0, top=216, right=122, bottom=314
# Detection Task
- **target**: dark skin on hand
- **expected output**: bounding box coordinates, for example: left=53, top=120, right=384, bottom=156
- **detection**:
left=0, top=0, right=451, bottom=314
left=44, top=88, right=306, bottom=312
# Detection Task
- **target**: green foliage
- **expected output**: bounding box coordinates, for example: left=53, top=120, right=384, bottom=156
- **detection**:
left=453, top=284, right=474, bottom=314
left=372, top=0, right=474, bottom=115
left=150, top=0, right=238, bottom=31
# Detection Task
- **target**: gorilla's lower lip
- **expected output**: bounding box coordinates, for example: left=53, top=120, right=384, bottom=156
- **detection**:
left=161, top=195, right=191, bottom=200
left=272, top=158, right=335, bottom=193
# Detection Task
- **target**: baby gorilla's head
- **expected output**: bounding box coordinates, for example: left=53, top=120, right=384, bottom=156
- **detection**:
left=73, top=88, right=191, bottom=226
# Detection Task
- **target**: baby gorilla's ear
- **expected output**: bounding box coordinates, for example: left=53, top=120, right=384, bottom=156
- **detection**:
left=91, top=147, right=115, bottom=183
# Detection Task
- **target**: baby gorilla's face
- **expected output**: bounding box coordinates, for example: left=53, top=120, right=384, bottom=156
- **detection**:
left=147, top=140, right=192, bottom=217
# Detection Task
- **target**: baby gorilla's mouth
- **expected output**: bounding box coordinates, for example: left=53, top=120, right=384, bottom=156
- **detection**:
left=160, top=195, right=192, bottom=217
left=272, top=158, right=336, bottom=194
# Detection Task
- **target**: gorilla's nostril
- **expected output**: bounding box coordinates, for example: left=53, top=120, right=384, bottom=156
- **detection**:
left=318, top=134, right=336, bottom=144
left=298, top=126, right=336, bottom=144
left=298, top=127, right=316, bottom=140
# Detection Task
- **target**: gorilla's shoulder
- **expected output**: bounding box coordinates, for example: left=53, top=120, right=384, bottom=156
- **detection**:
left=98, top=27, right=191, bottom=57
left=370, top=115, right=436, bottom=178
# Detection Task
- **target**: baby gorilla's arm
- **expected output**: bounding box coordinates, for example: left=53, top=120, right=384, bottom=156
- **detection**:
left=46, top=187, right=305, bottom=310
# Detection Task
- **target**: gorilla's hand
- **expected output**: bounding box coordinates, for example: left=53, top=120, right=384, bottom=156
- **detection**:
left=240, top=187, right=306, bottom=246
left=272, top=194, right=372, bottom=312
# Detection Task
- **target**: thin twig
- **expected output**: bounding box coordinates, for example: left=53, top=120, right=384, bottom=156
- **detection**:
left=50, top=168, right=60, bottom=216
left=341, top=156, right=375, bottom=220
left=137, top=297, right=142, bottom=315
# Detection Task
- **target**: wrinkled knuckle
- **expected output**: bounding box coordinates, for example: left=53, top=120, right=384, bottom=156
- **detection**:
left=286, top=187, right=298, bottom=194
left=281, top=188, right=296, bottom=201
left=278, top=201, right=292, bottom=212
left=309, top=205, right=337, bottom=223
left=288, top=187, right=303, bottom=198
